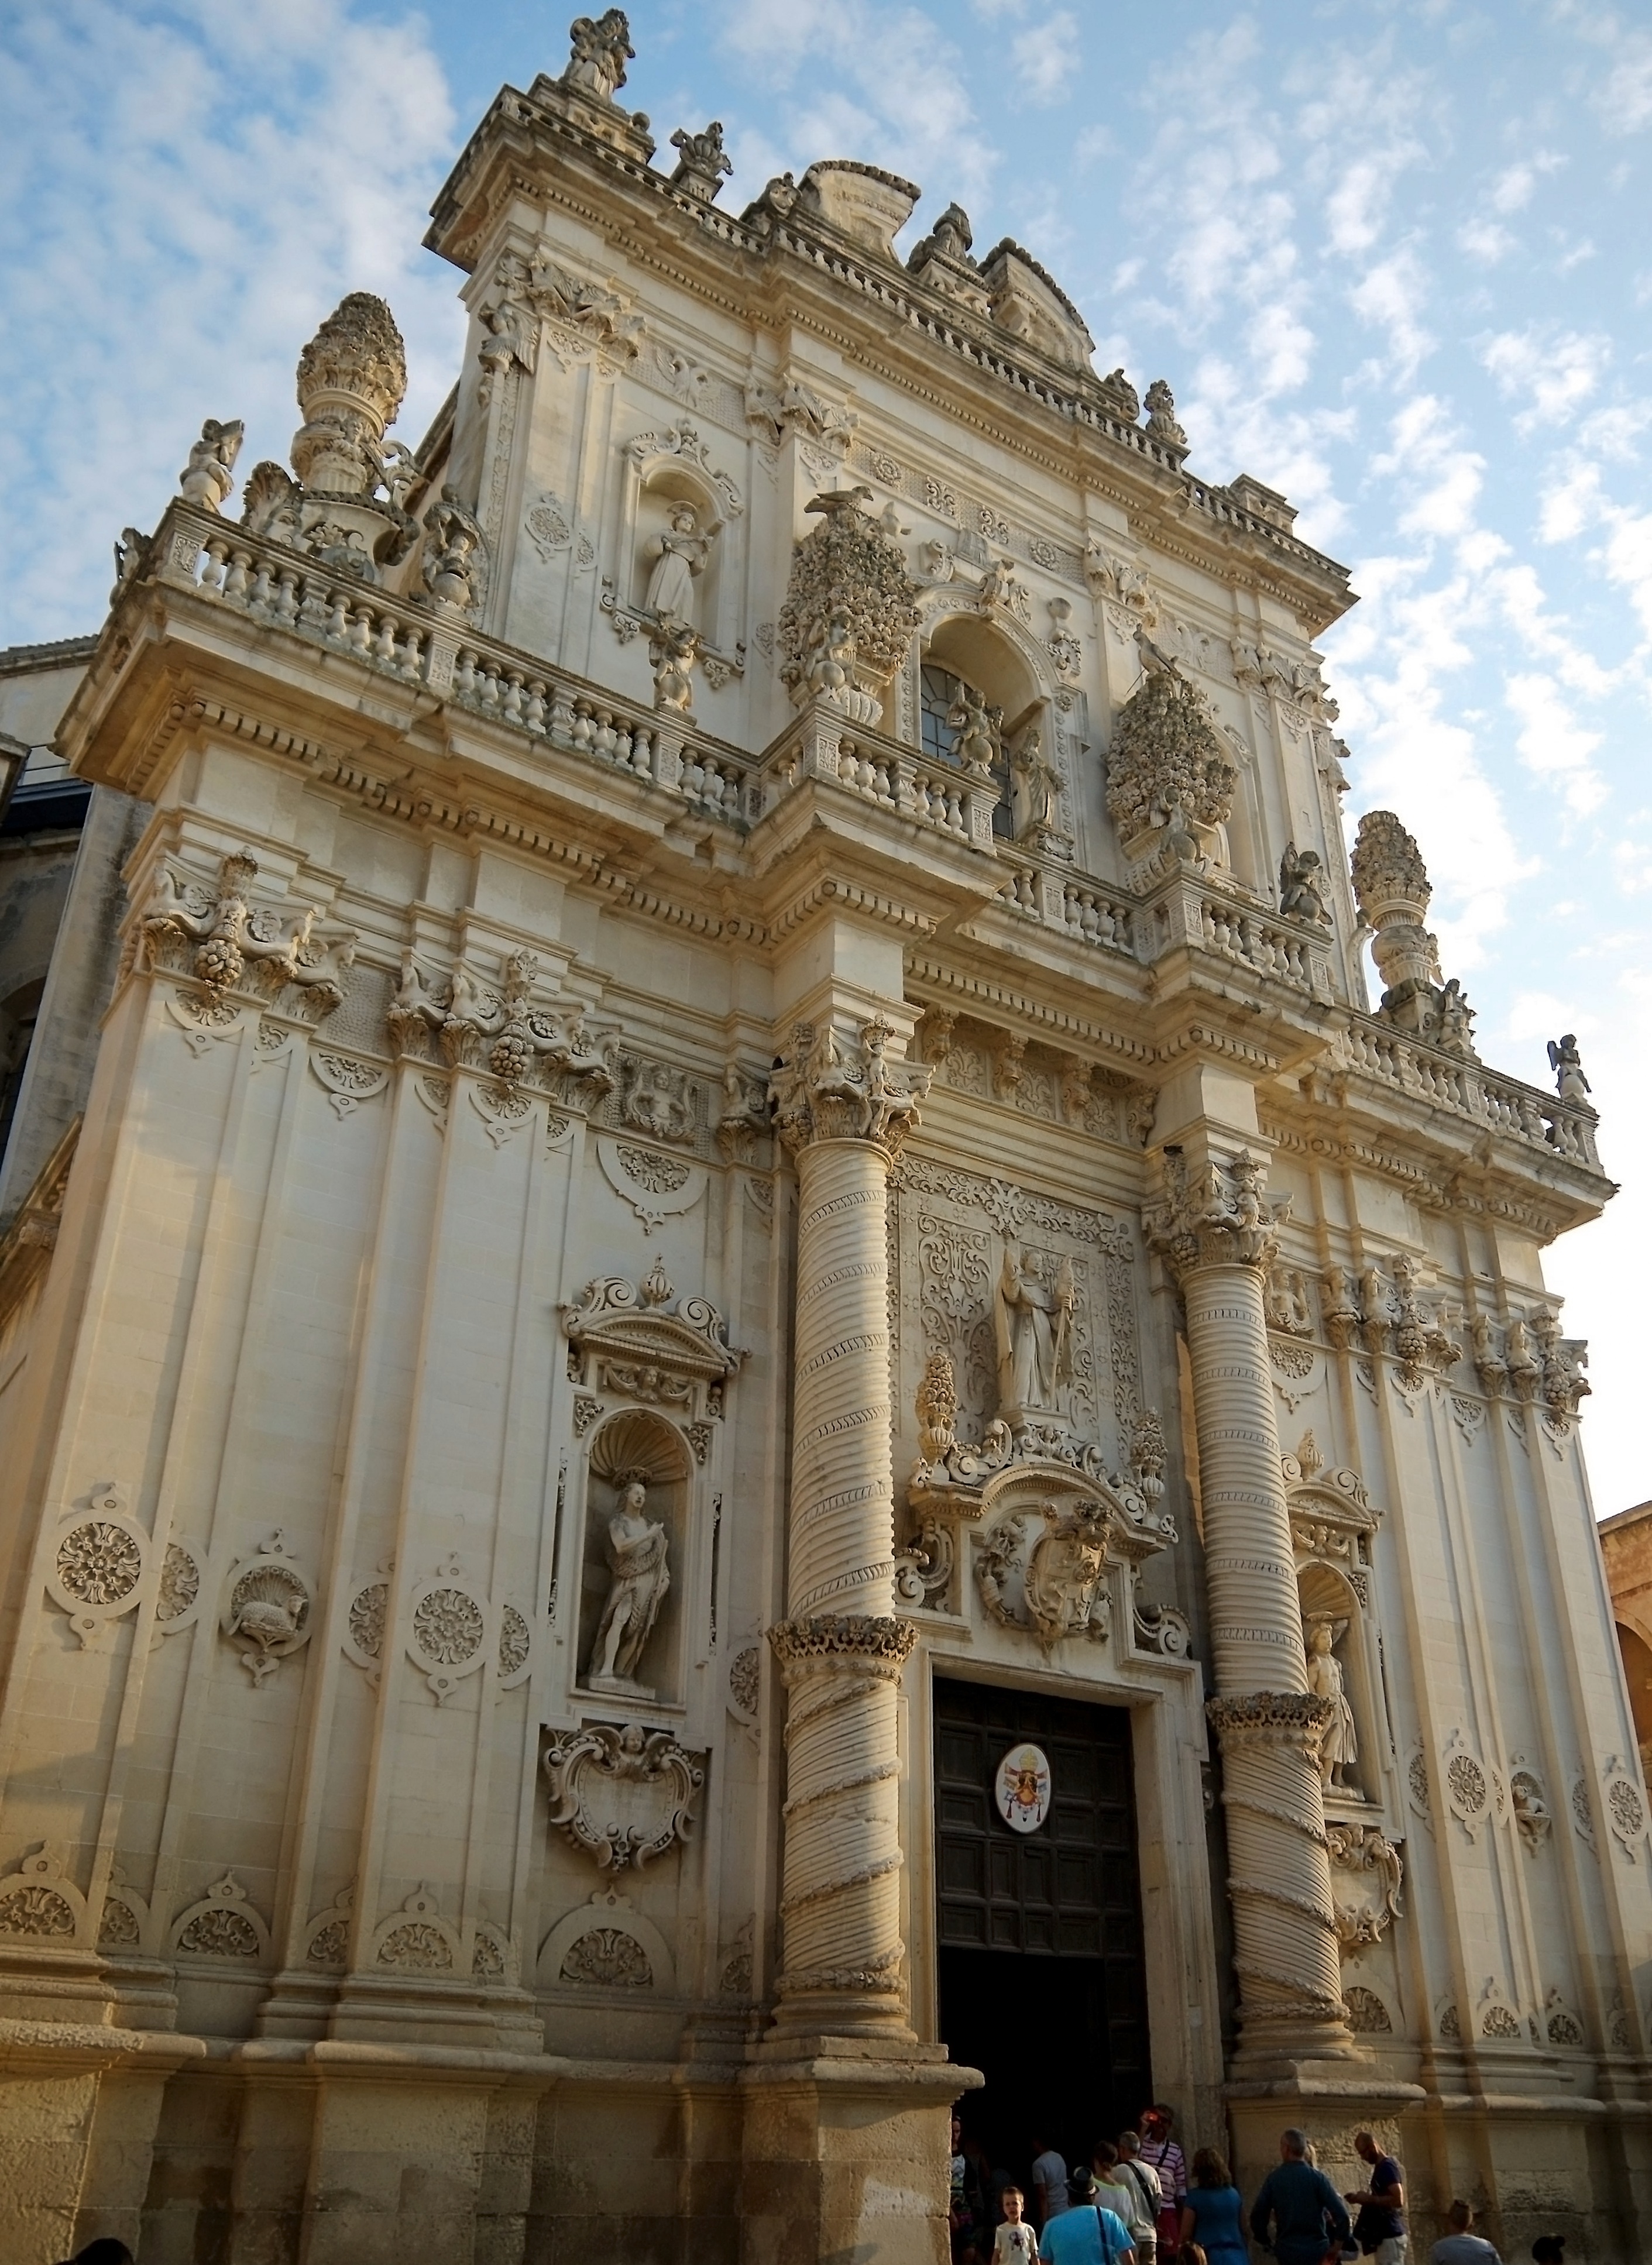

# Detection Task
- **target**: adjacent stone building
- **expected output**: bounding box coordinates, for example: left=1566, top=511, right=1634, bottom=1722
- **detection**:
left=1, top=15, right=1647, bottom=2261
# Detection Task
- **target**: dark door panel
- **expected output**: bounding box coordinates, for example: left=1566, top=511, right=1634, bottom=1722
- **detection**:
left=933, top=1678, right=1151, bottom=2201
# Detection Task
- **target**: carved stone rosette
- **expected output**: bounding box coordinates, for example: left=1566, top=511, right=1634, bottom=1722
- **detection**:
left=765, top=1013, right=928, bottom=2041
left=1149, top=1148, right=1352, bottom=2061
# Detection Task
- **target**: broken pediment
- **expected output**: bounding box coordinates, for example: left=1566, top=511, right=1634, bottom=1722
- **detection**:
left=561, top=1260, right=744, bottom=1415
left=798, top=161, right=921, bottom=262
left=978, top=239, right=1095, bottom=372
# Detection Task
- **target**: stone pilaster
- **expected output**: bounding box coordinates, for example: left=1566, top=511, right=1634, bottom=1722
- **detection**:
left=765, top=1016, right=929, bottom=2044
left=1148, top=1147, right=1352, bottom=2063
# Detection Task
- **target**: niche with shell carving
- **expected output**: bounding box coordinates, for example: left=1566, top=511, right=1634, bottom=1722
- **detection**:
left=576, top=1410, right=692, bottom=1706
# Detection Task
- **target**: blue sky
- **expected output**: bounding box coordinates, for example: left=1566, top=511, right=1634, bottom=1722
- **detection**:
left=3, top=0, right=1650, bottom=1511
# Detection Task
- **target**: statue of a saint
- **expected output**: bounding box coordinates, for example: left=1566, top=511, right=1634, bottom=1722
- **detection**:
left=1011, top=730, right=1062, bottom=840
left=588, top=1476, right=671, bottom=1693
left=994, top=1239, right=1076, bottom=1424
left=643, top=503, right=715, bottom=625
left=1306, top=1618, right=1359, bottom=1792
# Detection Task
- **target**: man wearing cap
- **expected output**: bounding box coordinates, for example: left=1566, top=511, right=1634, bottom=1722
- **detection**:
left=1038, top=2166, right=1137, bottom=2264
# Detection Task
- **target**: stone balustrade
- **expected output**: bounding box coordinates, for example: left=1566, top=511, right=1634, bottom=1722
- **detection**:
left=139, top=508, right=1601, bottom=1176
left=1335, top=1020, right=1601, bottom=1169
left=153, top=505, right=757, bottom=826
left=1198, top=894, right=1317, bottom=989
left=754, top=706, right=1001, bottom=853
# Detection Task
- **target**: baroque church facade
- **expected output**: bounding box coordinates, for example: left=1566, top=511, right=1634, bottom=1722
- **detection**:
left=0, top=14, right=1646, bottom=2261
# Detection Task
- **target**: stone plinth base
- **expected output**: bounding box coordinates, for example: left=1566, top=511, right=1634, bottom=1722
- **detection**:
left=739, top=2035, right=978, bottom=2265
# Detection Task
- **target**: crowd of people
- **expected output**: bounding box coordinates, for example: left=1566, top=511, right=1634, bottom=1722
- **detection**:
left=949, top=2104, right=1562, bottom=2265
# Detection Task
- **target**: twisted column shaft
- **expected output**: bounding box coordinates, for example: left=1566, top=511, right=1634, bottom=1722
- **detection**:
left=1152, top=1153, right=1351, bottom=2060
left=766, top=1019, right=928, bottom=2043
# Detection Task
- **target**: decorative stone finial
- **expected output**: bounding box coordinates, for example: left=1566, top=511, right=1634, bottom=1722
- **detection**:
left=178, top=420, right=244, bottom=513
left=1350, top=809, right=1430, bottom=924
left=293, top=293, right=407, bottom=497
left=669, top=121, right=731, bottom=204
left=563, top=9, right=633, bottom=101
left=1105, top=668, right=1235, bottom=858
left=777, top=490, right=919, bottom=728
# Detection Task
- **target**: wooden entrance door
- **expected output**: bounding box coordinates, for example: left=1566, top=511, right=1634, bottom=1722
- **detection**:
left=933, top=1678, right=1151, bottom=2196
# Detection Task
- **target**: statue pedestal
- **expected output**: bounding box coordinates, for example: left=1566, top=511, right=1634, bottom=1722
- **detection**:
left=583, top=1673, right=654, bottom=1700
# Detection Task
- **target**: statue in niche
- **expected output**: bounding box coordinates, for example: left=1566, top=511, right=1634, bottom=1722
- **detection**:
left=994, top=1239, right=1076, bottom=1425
left=643, top=502, right=716, bottom=627
left=588, top=1475, right=671, bottom=1696
left=1306, top=1618, right=1360, bottom=1793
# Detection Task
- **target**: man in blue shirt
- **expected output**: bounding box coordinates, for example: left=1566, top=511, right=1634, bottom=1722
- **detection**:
left=1249, top=2128, right=1354, bottom=2265
left=1039, top=2167, right=1138, bottom=2264
left=1345, top=2128, right=1406, bottom=2263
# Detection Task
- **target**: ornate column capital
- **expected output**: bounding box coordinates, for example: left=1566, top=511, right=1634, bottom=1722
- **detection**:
left=1206, top=1689, right=1334, bottom=1755
left=1145, top=1145, right=1287, bottom=1277
left=768, top=1614, right=918, bottom=1680
left=767, top=1016, right=932, bottom=1157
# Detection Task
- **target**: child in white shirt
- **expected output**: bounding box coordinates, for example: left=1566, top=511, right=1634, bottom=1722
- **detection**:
left=994, top=2185, right=1039, bottom=2263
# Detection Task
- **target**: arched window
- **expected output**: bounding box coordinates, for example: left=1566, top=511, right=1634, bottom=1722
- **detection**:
left=916, top=660, right=1013, bottom=836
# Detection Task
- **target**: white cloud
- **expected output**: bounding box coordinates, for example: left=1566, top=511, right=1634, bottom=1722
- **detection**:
left=1504, top=672, right=1608, bottom=814
left=1349, top=248, right=1434, bottom=379
left=0, top=0, right=461, bottom=640
left=1011, top=11, right=1079, bottom=104
left=1458, top=216, right=1517, bottom=264
left=1481, top=325, right=1609, bottom=431
left=720, top=0, right=994, bottom=204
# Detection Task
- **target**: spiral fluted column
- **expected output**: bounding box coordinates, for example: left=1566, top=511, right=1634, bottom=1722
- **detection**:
left=1149, top=1149, right=1351, bottom=2062
left=766, top=1017, right=929, bottom=2041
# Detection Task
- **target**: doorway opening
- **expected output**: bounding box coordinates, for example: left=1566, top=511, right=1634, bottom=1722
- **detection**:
left=933, top=1677, right=1151, bottom=2220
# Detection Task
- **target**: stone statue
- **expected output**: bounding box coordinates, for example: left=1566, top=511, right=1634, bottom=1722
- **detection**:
left=478, top=256, right=537, bottom=385
left=1435, top=977, right=1475, bottom=1057
left=643, top=502, right=715, bottom=624
left=946, top=682, right=1002, bottom=779
left=1278, top=841, right=1331, bottom=926
left=1306, top=1618, right=1359, bottom=1792
left=588, top=1476, right=670, bottom=1692
left=564, top=9, right=634, bottom=101
left=179, top=418, right=245, bottom=512
left=1143, top=379, right=1188, bottom=451
left=1548, top=1033, right=1591, bottom=1102
left=994, top=1239, right=1076, bottom=1424
left=1010, top=730, right=1062, bottom=840
left=648, top=616, right=698, bottom=714
left=420, top=487, right=486, bottom=613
